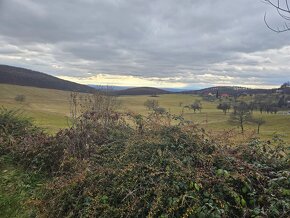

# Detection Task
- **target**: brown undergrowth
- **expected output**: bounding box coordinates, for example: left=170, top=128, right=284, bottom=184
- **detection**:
left=0, top=107, right=289, bottom=217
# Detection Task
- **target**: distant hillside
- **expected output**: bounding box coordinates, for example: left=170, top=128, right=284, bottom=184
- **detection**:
left=89, top=85, right=189, bottom=92
left=114, top=87, right=171, bottom=96
left=0, top=65, right=95, bottom=93
left=89, top=85, right=134, bottom=91
left=278, top=86, right=290, bottom=94
left=182, top=86, right=276, bottom=95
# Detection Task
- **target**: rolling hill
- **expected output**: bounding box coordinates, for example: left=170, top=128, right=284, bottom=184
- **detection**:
left=1, top=65, right=288, bottom=96
left=182, top=86, right=277, bottom=95
left=114, top=87, right=171, bottom=95
left=0, top=65, right=95, bottom=93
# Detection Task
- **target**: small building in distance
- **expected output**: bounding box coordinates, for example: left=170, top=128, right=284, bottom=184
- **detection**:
left=239, top=92, right=248, bottom=96
left=220, top=93, right=230, bottom=98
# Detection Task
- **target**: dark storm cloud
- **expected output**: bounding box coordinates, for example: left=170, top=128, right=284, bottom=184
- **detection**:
left=0, top=0, right=289, bottom=87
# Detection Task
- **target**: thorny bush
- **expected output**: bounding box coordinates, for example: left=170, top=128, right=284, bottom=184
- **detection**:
left=0, top=107, right=289, bottom=217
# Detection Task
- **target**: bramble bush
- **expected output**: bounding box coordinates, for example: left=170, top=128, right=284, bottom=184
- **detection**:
left=0, top=107, right=289, bottom=217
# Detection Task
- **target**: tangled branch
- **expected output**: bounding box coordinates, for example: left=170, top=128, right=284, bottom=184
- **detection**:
left=264, top=0, right=290, bottom=32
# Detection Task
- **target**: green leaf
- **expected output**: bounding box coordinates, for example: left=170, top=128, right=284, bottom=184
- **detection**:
left=100, top=195, right=109, bottom=204
left=189, top=181, right=195, bottom=189
left=216, top=169, right=224, bottom=176
left=241, top=198, right=247, bottom=207
left=194, top=183, right=200, bottom=191
left=249, top=199, right=255, bottom=206
left=223, top=170, right=230, bottom=178
left=282, top=189, right=290, bottom=196
left=242, top=186, right=248, bottom=194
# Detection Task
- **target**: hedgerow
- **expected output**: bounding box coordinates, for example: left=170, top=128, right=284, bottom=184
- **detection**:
left=0, top=108, right=289, bottom=217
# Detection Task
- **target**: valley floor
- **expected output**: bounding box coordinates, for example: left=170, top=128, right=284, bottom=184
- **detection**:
left=0, top=84, right=289, bottom=142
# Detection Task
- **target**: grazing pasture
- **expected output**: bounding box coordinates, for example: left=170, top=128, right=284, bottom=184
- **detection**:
left=0, top=84, right=289, bottom=142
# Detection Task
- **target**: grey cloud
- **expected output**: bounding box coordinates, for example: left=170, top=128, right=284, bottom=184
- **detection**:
left=0, top=0, right=289, bottom=88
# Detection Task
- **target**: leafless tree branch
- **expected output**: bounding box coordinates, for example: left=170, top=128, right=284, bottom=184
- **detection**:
left=264, top=0, right=290, bottom=32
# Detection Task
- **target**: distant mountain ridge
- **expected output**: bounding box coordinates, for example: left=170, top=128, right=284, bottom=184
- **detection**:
left=89, top=85, right=189, bottom=92
left=182, top=86, right=278, bottom=95
left=0, top=65, right=95, bottom=93
left=89, top=85, right=135, bottom=91
left=113, top=87, right=171, bottom=95
left=0, top=65, right=287, bottom=95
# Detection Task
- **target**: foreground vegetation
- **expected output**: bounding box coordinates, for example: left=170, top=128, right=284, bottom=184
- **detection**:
left=0, top=155, right=44, bottom=218
left=0, top=104, right=289, bottom=217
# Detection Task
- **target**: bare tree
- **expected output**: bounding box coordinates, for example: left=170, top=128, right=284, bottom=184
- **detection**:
left=69, top=88, right=119, bottom=127
left=251, top=117, right=266, bottom=134
left=144, top=99, right=159, bottom=111
left=264, top=0, right=290, bottom=32
left=14, top=95, right=26, bottom=103
left=184, top=100, right=202, bottom=113
left=217, top=102, right=231, bottom=115
left=229, top=102, right=252, bottom=133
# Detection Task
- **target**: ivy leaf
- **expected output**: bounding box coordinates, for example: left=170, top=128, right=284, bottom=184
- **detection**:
left=216, top=169, right=224, bottom=176
left=100, top=195, right=109, bottom=204
left=282, top=189, right=290, bottom=196
left=194, top=183, right=200, bottom=191
left=241, top=198, right=247, bottom=207
left=242, top=186, right=248, bottom=194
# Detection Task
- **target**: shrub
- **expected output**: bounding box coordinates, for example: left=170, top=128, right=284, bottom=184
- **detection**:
left=0, top=108, right=39, bottom=146
left=1, top=107, right=289, bottom=217
left=14, top=95, right=26, bottom=102
left=38, top=114, right=290, bottom=217
left=153, top=107, right=166, bottom=114
left=144, top=99, right=159, bottom=111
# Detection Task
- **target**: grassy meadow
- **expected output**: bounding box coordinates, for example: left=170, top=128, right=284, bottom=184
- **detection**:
left=0, top=84, right=70, bottom=133
left=0, top=83, right=289, bottom=142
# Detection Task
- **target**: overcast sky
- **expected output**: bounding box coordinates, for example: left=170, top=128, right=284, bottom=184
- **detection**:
left=0, top=0, right=289, bottom=89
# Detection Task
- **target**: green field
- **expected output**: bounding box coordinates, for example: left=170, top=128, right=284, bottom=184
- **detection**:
left=0, top=84, right=71, bottom=133
left=0, top=84, right=289, bottom=142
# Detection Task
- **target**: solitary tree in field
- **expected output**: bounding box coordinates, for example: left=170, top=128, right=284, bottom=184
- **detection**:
left=264, top=0, right=290, bottom=32
left=185, top=100, right=202, bottom=113
left=144, top=99, right=159, bottom=111
left=229, top=102, right=252, bottom=133
left=192, top=102, right=202, bottom=113
left=217, top=102, right=231, bottom=115
left=15, top=95, right=26, bottom=103
left=251, top=117, right=266, bottom=134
